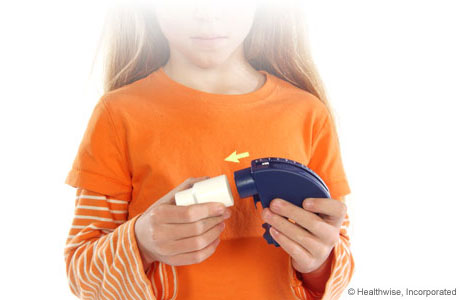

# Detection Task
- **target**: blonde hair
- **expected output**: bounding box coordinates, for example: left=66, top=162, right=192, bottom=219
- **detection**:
left=92, top=0, right=341, bottom=135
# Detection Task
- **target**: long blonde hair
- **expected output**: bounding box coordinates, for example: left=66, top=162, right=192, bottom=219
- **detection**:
left=92, top=0, right=341, bottom=136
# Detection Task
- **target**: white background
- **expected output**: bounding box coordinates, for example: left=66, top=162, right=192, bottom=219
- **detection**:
left=0, top=0, right=458, bottom=299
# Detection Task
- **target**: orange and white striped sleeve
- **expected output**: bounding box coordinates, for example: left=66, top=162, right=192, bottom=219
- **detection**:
left=288, top=210, right=355, bottom=300
left=64, top=187, right=158, bottom=300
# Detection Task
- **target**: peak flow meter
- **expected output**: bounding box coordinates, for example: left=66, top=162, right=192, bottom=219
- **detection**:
left=234, top=157, right=330, bottom=247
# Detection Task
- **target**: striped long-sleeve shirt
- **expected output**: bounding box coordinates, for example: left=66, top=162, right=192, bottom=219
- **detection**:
left=64, top=187, right=353, bottom=300
left=64, top=187, right=177, bottom=300
left=64, top=67, right=354, bottom=299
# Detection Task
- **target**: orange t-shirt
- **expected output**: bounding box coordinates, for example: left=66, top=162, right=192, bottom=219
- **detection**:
left=64, top=67, right=353, bottom=300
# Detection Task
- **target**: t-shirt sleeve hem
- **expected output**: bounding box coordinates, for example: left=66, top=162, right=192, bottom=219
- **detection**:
left=327, top=178, right=351, bottom=200
left=65, top=168, right=132, bottom=196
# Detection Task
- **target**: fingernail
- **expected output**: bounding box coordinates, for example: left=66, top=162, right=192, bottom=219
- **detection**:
left=223, top=209, right=231, bottom=218
left=304, top=199, right=313, bottom=207
left=263, top=208, right=271, bottom=220
left=217, top=205, right=225, bottom=215
left=271, top=199, right=282, bottom=211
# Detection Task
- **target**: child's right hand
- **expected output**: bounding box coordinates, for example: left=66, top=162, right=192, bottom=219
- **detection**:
left=134, top=176, right=232, bottom=268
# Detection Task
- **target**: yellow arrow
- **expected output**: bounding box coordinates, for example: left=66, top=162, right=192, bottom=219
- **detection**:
left=225, top=150, right=250, bottom=163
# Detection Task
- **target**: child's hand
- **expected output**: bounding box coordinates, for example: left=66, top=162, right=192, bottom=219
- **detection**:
left=134, top=176, right=232, bottom=268
left=261, top=197, right=346, bottom=274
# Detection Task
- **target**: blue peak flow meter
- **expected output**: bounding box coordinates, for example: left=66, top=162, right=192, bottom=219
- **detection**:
left=234, top=157, right=330, bottom=247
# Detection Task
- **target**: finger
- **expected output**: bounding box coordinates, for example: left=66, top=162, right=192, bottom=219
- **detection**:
left=161, top=221, right=226, bottom=256
left=156, top=211, right=231, bottom=240
left=154, top=200, right=226, bottom=224
left=164, top=237, right=221, bottom=266
left=267, top=225, right=314, bottom=272
left=302, top=198, right=347, bottom=227
left=263, top=207, right=329, bottom=256
left=268, top=198, right=330, bottom=238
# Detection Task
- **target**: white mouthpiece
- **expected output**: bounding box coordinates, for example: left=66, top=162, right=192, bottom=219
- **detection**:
left=174, top=174, right=234, bottom=207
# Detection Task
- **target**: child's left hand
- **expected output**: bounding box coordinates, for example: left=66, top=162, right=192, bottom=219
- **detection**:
left=261, top=197, right=347, bottom=274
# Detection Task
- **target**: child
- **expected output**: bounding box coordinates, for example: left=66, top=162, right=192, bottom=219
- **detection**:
left=63, top=1, right=354, bottom=299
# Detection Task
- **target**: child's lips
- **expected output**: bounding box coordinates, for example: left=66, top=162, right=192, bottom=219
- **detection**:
left=191, top=35, right=227, bottom=39
left=190, top=36, right=228, bottom=47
